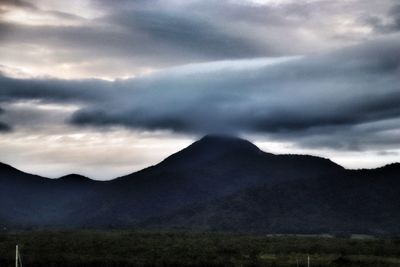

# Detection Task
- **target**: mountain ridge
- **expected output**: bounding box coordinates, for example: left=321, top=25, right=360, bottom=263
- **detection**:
left=2, top=135, right=396, bottom=181
left=0, top=135, right=399, bottom=235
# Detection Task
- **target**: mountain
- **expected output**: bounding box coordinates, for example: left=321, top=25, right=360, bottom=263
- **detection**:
left=143, top=165, right=400, bottom=235
left=0, top=135, right=399, bottom=236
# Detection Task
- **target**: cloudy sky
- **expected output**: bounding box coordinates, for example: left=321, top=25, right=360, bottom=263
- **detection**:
left=0, top=0, right=399, bottom=179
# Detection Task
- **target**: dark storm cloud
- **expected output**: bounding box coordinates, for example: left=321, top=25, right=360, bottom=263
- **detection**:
left=363, top=4, right=400, bottom=34
left=0, top=122, right=11, bottom=132
left=0, top=75, right=111, bottom=103
left=110, top=9, right=267, bottom=59
left=386, top=4, right=400, bottom=31
left=0, top=106, right=11, bottom=132
left=1, top=35, right=399, bottom=150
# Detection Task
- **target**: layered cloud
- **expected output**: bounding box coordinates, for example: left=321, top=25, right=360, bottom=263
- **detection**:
left=1, top=0, right=400, bottom=177
left=0, top=35, right=399, bottom=152
left=0, top=0, right=399, bottom=78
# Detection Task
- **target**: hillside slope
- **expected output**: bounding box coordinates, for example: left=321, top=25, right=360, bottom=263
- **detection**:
left=0, top=135, right=399, bottom=235
left=143, top=164, right=400, bottom=235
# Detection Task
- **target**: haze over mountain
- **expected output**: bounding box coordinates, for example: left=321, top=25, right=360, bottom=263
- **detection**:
left=0, top=135, right=399, bottom=236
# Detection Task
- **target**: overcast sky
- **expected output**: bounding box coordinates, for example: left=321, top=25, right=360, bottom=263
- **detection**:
left=0, top=0, right=399, bottom=179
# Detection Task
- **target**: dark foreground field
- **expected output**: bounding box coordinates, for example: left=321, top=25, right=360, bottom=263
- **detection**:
left=1, top=231, right=400, bottom=267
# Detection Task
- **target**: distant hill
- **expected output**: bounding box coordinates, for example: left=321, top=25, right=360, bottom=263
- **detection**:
left=0, top=135, right=399, bottom=236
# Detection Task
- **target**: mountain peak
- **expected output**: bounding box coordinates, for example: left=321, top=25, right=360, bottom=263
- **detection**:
left=159, top=135, right=264, bottom=167
left=184, top=134, right=263, bottom=156
left=199, top=134, right=247, bottom=142
left=196, top=134, right=261, bottom=151
left=58, top=174, right=92, bottom=182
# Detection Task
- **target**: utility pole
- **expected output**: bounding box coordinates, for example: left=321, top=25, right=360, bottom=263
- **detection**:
left=15, top=245, right=18, bottom=267
left=307, top=255, right=310, bottom=267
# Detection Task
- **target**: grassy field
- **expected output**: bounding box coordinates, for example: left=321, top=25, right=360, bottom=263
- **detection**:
left=0, top=231, right=400, bottom=267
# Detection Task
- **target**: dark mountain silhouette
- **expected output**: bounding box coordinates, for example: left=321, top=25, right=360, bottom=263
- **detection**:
left=0, top=135, right=399, bottom=236
left=57, top=174, right=93, bottom=182
left=143, top=165, right=400, bottom=235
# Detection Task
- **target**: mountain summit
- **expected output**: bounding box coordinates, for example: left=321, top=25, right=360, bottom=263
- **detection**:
left=58, top=174, right=93, bottom=183
left=159, top=134, right=264, bottom=167
left=194, top=134, right=262, bottom=153
left=0, top=135, right=399, bottom=236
